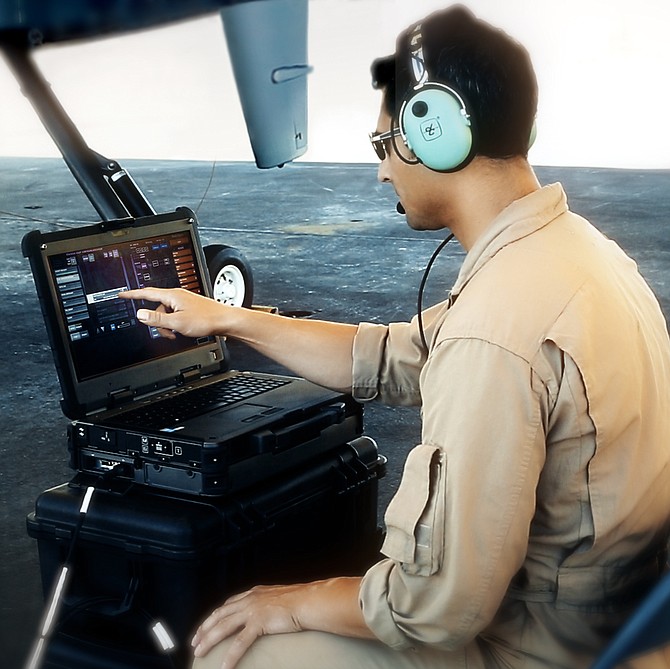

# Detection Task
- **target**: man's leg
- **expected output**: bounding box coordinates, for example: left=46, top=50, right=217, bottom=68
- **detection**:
left=191, top=630, right=470, bottom=669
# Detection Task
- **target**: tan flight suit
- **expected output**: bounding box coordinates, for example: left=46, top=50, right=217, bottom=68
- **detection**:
left=193, top=185, right=670, bottom=668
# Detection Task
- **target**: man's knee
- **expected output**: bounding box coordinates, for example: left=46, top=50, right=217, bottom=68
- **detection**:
left=190, top=631, right=458, bottom=669
left=191, top=633, right=321, bottom=669
left=191, top=632, right=381, bottom=669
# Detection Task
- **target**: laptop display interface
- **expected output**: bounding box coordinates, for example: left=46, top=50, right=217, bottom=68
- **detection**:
left=48, top=229, right=213, bottom=381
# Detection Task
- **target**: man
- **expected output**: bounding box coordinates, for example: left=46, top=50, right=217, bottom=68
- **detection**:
left=121, top=6, right=670, bottom=668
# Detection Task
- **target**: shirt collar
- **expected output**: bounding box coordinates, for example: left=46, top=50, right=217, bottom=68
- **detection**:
left=451, top=183, right=568, bottom=298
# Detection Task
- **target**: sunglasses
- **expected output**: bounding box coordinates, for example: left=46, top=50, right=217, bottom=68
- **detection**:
left=368, top=127, right=403, bottom=161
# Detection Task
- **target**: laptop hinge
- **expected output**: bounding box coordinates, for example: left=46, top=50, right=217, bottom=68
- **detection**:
left=179, top=366, right=201, bottom=384
left=108, top=387, right=134, bottom=407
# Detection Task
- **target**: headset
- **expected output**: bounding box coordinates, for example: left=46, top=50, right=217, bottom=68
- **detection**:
left=398, top=23, right=475, bottom=173
left=398, top=22, right=536, bottom=173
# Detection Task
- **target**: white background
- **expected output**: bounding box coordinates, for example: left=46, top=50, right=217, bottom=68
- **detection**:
left=0, top=0, right=668, bottom=169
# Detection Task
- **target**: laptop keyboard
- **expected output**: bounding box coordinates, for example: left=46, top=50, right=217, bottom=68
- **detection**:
left=110, top=374, right=291, bottom=429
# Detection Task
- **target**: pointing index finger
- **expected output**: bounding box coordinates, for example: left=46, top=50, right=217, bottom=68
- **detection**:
left=118, top=287, right=170, bottom=303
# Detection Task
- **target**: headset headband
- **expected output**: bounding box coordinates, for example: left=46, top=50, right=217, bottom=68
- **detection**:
left=409, top=23, right=428, bottom=88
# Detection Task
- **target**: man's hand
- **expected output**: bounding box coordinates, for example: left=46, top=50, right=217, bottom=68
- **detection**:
left=191, top=584, right=307, bottom=669
left=191, top=577, right=370, bottom=669
left=119, top=287, right=230, bottom=340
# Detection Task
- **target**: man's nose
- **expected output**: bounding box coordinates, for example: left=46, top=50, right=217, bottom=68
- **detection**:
left=377, top=159, right=391, bottom=184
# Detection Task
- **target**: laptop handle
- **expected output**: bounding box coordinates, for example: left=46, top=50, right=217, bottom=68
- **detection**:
left=251, top=402, right=347, bottom=454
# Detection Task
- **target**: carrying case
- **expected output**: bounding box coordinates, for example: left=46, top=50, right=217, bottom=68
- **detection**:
left=27, top=437, right=385, bottom=668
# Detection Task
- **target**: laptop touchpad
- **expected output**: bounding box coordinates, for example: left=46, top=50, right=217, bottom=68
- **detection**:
left=212, top=402, right=274, bottom=421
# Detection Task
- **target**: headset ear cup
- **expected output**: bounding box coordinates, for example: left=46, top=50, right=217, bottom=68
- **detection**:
left=400, top=84, right=473, bottom=172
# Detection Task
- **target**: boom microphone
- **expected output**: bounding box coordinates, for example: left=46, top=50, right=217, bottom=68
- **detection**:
left=396, top=202, right=406, bottom=215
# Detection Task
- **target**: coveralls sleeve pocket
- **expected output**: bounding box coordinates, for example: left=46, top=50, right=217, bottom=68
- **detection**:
left=381, top=444, right=446, bottom=576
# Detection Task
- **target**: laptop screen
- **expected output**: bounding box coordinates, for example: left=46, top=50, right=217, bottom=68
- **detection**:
left=48, top=227, right=214, bottom=381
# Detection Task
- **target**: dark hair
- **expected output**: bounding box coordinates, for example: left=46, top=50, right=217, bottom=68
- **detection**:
left=371, top=5, right=538, bottom=159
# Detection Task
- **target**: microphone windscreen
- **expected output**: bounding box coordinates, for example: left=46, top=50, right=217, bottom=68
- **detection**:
left=396, top=202, right=406, bottom=215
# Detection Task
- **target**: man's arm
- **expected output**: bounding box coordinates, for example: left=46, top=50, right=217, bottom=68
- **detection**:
left=191, top=577, right=375, bottom=669
left=119, top=288, right=357, bottom=391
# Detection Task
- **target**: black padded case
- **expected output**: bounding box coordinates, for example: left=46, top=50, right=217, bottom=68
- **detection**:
left=26, top=437, right=385, bottom=668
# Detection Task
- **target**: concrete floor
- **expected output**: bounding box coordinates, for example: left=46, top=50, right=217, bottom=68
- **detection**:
left=1, top=157, right=669, bottom=668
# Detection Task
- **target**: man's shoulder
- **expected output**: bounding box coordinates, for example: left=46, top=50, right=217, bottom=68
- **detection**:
left=435, top=211, right=620, bottom=360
